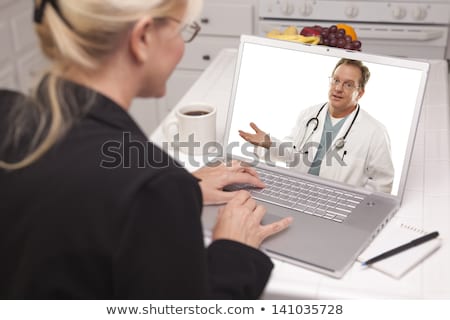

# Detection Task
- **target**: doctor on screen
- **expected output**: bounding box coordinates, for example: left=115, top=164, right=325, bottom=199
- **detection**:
left=239, top=58, right=395, bottom=193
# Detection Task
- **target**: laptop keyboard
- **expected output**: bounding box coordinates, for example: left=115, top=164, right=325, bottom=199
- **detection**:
left=242, top=168, right=365, bottom=223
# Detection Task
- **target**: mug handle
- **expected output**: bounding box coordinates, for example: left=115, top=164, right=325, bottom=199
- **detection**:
left=162, top=117, right=179, bottom=142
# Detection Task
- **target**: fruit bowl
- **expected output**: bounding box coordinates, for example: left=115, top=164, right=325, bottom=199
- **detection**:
left=266, top=24, right=362, bottom=51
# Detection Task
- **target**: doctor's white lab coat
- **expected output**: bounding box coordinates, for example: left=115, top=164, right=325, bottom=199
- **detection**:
left=263, top=103, right=395, bottom=193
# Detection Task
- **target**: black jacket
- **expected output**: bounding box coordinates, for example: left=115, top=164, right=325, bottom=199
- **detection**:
left=0, top=83, right=273, bottom=299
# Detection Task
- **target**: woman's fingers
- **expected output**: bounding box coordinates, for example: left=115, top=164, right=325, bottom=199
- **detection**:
left=251, top=205, right=293, bottom=246
left=259, top=216, right=294, bottom=240
left=195, top=160, right=267, bottom=205
left=213, top=190, right=293, bottom=248
left=229, top=160, right=264, bottom=183
left=230, top=172, right=265, bottom=188
left=228, top=160, right=256, bottom=174
left=227, top=189, right=252, bottom=206
left=216, top=160, right=265, bottom=189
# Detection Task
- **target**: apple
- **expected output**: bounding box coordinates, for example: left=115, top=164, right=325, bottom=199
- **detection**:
left=300, top=26, right=321, bottom=37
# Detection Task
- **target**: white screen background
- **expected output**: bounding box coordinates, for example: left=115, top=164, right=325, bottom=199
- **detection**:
left=227, top=43, right=424, bottom=196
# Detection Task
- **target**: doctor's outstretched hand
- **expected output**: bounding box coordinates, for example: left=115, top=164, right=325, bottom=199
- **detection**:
left=239, top=122, right=272, bottom=149
left=213, top=190, right=293, bottom=248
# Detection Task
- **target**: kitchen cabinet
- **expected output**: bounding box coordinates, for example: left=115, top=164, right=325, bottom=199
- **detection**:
left=0, top=0, right=49, bottom=94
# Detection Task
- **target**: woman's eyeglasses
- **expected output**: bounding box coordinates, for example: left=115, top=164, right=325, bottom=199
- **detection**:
left=154, top=17, right=201, bottom=43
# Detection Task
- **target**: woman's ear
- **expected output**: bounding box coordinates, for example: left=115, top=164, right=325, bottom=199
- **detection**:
left=129, top=16, right=154, bottom=64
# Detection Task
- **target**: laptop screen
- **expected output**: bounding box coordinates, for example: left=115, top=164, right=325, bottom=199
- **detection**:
left=225, top=36, right=429, bottom=198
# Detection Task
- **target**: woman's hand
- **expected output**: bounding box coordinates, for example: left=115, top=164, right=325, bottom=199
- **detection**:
left=192, top=160, right=265, bottom=205
left=238, top=122, right=272, bottom=149
left=213, top=190, right=293, bottom=248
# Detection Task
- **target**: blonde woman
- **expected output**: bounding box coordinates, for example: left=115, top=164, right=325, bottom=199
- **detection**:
left=0, top=0, right=291, bottom=299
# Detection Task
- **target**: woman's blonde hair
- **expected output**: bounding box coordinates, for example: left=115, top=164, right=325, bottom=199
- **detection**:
left=0, top=0, right=203, bottom=170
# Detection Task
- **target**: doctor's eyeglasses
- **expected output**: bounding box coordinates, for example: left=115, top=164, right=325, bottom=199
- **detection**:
left=154, top=17, right=201, bottom=43
left=329, top=77, right=360, bottom=91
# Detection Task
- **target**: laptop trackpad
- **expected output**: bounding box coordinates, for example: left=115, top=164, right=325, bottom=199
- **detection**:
left=260, top=202, right=367, bottom=276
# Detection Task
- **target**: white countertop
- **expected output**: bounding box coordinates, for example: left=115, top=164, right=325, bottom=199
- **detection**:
left=151, top=49, right=450, bottom=299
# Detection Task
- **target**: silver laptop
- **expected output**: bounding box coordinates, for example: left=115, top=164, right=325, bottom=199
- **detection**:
left=202, top=35, right=429, bottom=278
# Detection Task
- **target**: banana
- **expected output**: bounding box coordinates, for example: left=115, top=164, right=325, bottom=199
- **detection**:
left=266, top=33, right=321, bottom=45
left=266, top=29, right=282, bottom=37
left=297, top=35, right=321, bottom=44
left=283, top=26, right=298, bottom=36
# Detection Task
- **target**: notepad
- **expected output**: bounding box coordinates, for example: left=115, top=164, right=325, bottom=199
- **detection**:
left=358, top=221, right=442, bottom=279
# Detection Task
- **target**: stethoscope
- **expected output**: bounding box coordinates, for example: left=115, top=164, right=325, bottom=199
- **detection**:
left=294, top=103, right=360, bottom=154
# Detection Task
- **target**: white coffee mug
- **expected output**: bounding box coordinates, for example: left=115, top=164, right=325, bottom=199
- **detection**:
left=164, top=103, right=217, bottom=155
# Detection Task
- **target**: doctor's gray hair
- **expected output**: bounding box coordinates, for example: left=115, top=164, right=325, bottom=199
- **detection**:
left=332, top=58, right=370, bottom=90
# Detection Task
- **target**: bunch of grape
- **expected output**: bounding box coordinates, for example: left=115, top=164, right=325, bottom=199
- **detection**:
left=317, top=25, right=362, bottom=50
